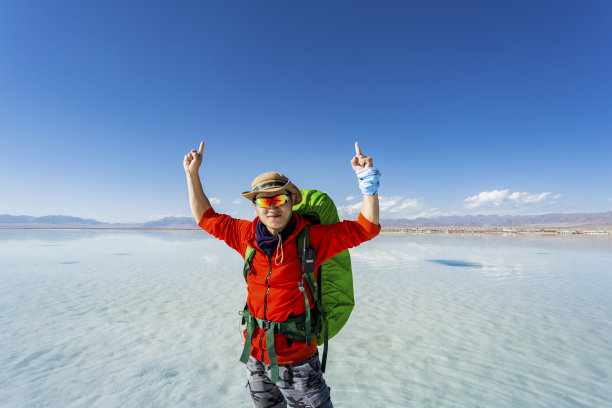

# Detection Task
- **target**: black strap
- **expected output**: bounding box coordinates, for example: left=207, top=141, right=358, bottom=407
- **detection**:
left=298, top=225, right=329, bottom=372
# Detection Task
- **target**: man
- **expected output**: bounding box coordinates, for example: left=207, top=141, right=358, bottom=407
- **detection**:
left=184, top=141, right=381, bottom=408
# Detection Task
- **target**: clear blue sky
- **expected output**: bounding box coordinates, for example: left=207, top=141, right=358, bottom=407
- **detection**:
left=1, top=0, right=610, bottom=223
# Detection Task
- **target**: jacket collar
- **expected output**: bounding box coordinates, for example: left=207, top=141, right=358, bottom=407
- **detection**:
left=246, top=212, right=310, bottom=250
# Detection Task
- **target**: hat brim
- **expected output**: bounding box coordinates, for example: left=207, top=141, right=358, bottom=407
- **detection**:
left=241, top=181, right=302, bottom=205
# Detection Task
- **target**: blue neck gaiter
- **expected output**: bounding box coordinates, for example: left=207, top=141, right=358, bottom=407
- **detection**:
left=255, top=214, right=296, bottom=259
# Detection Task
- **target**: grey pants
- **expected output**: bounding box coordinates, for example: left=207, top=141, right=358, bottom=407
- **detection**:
left=246, top=351, right=333, bottom=408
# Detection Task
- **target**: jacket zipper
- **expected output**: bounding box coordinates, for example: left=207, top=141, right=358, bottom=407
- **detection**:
left=263, top=256, right=273, bottom=319
left=259, top=256, right=273, bottom=361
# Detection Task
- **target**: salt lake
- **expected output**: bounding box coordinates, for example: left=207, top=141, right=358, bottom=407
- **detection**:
left=1, top=230, right=611, bottom=407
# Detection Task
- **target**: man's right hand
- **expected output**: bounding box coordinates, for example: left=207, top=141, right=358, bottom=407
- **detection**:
left=184, top=141, right=204, bottom=174
left=350, top=141, right=373, bottom=173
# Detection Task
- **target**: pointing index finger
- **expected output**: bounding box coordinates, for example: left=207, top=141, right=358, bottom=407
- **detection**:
left=198, top=141, right=204, bottom=155
left=355, top=141, right=363, bottom=156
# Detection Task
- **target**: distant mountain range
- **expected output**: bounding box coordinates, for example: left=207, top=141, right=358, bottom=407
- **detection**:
left=0, top=214, right=198, bottom=229
left=381, top=211, right=612, bottom=228
left=0, top=214, right=107, bottom=227
left=1, top=211, right=612, bottom=229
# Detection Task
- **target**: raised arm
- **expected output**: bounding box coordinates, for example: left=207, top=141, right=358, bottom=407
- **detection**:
left=350, top=142, right=380, bottom=225
left=184, top=141, right=212, bottom=222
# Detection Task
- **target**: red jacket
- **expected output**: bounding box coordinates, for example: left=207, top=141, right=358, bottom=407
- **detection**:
left=198, top=208, right=380, bottom=364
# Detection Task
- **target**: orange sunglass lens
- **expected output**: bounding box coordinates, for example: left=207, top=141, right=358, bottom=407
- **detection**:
left=272, top=195, right=287, bottom=206
left=255, top=194, right=288, bottom=208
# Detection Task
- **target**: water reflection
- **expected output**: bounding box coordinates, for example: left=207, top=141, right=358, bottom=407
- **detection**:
left=0, top=228, right=207, bottom=243
left=1, top=230, right=611, bottom=407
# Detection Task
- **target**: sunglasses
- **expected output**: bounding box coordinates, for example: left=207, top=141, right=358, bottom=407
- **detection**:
left=254, top=194, right=290, bottom=208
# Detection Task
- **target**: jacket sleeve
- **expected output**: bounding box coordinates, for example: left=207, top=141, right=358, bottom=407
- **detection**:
left=198, top=208, right=252, bottom=257
left=309, top=212, right=381, bottom=265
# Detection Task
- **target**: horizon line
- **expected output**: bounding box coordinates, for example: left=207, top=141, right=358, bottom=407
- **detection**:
left=1, top=210, right=612, bottom=226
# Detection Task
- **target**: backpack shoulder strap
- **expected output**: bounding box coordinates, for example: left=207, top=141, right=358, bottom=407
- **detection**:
left=297, top=225, right=318, bottom=302
left=297, top=224, right=329, bottom=372
left=296, top=225, right=308, bottom=261
left=243, top=245, right=256, bottom=282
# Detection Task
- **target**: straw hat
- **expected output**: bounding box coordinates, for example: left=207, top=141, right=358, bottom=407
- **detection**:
left=241, top=171, right=302, bottom=205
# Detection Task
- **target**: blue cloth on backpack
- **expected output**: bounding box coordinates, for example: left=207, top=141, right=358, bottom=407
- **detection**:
left=356, top=167, right=381, bottom=195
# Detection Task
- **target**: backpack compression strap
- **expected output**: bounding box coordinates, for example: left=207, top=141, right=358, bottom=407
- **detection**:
left=240, top=306, right=316, bottom=382
left=297, top=226, right=329, bottom=373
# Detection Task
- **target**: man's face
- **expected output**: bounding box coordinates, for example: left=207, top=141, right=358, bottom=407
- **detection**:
left=253, top=192, right=295, bottom=234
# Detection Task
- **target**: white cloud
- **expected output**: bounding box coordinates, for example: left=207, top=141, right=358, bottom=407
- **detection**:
left=233, top=198, right=243, bottom=205
left=463, top=189, right=510, bottom=208
left=463, top=189, right=557, bottom=209
left=209, top=197, right=221, bottom=205
left=337, top=201, right=362, bottom=218
left=507, top=191, right=550, bottom=204
left=379, top=196, right=421, bottom=213
left=337, top=195, right=429, bottom=219
left=345, top=195, right=358, bottom=201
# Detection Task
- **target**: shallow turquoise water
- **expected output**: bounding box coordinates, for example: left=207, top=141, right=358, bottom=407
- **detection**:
left=1, top=230, right=611, bottom=407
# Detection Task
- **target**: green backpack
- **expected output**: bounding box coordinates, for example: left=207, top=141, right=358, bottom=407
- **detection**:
left=239, top=189, right=354, bottom=382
